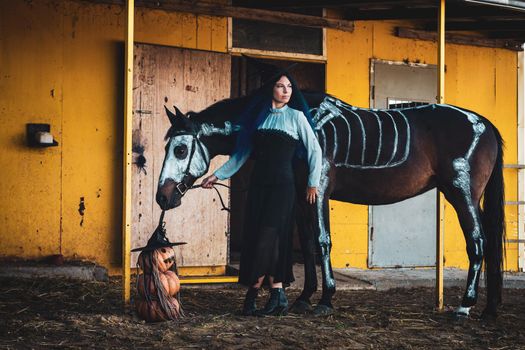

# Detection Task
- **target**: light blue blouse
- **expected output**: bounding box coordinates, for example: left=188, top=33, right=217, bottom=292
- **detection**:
left=214, top=104, right=322, bottom=187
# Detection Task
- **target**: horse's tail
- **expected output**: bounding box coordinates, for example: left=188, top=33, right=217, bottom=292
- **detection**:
left=481, top=124, right=505, bottom=313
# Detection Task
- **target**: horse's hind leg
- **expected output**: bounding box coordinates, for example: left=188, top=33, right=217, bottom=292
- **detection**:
left=442, top=178, right=485, bottom=317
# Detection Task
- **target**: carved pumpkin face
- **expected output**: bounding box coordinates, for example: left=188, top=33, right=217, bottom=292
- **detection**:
left=137, top=247, right=176, bottom=273
left=155, top=247, right=175, bottom=272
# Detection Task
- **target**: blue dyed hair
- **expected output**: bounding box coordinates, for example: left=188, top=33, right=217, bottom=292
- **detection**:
left=233, top=71, right=315, bottom=159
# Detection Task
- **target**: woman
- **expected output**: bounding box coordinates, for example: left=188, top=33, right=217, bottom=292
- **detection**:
left=201, top=72, right=322, bottom=316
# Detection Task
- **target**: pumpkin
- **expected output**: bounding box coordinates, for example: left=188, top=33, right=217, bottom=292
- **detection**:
left=137, top=247, right=175, bottom=273
left=137, top=271, right=180, bottom=297
left=135, top=298, right=180, bottom=323
left=163, top=270, right=181, bottom=295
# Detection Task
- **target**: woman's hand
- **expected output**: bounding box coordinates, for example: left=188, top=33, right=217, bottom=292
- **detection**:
left=201, top=174, right=218, bottom=188
left=306, top=187, right=317, bottom=204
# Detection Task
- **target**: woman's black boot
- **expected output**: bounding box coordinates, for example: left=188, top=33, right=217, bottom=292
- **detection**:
left=256, top=288, right=288, bottom=316
left=242, top=287, right=259, bottom=316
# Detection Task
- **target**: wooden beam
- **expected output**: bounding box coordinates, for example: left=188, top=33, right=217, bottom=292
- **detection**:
left=235, top=0, right=435, bottom=9
left=396, top=27, right=524, bottom=51
left=122, top=0, right=134, bottom=306
left=436, top=0, right=445, bottom=313
left=87, top=0, right=354, bottom=32
left=344, top=4, right=525, bottom=21
left=423, top=20, right=525, bottom=32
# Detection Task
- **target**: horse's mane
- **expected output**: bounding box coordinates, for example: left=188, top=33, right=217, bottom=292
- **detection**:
left=187, top=96, right=251, bottom=124
left=186, top=91, right=328, bottom=125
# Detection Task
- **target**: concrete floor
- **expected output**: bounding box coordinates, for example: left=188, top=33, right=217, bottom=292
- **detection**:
left=1, top=261, right=525, bottom=290
left=264, top=264, right=525, bottom=291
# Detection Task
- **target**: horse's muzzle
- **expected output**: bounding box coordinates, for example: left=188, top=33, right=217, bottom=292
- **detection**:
left=156, top=179, right=182, bottom=210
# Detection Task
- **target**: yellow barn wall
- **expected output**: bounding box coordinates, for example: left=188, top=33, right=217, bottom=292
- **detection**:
left=326, top=21, right=519, bottom=271
left=0, top=0, right=227, bottom=270
left=1, top=1, right=519, bottom=273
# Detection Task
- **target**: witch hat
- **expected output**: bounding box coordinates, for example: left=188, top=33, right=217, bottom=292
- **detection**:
left=131, top=211, right=186, bottom=252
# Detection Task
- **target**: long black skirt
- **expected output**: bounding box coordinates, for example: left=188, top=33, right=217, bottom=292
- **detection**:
left=238, top=182, right=296, bottom=287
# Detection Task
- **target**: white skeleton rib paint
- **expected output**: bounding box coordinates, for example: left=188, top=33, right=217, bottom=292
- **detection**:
left=444, top=105, right=486, bottom=300
left=341, top=115, right=352, bottom=164
left=313, top=96, right=411, bottom=169
left=372, top=112, right=383, bottom=165
left=383, top=111, right=399, bottom=165
left=347, top=109, right=367, bottom=164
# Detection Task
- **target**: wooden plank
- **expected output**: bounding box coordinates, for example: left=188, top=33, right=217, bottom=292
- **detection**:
left=122, top=0, right=134, bottom=305
left=132, top=44, right=231, bottom=271
left=131, top=44, right=157, bottom=266
left=230, top=47, right=326, bottom=63
left=86, top=0, right=354, bottom=32
left=396, top=27, right=523, bottom=51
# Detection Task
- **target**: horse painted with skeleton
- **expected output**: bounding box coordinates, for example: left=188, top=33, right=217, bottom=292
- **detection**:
left=156, top=92, right=505, bottom=318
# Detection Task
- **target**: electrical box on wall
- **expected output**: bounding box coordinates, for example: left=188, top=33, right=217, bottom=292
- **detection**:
left=26, top=123, right=58, bottom=147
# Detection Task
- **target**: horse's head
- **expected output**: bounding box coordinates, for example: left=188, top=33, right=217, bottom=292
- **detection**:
left=156, top=105, right=240, bottom=210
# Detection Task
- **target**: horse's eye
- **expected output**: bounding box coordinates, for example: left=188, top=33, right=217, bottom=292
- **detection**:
left=174, top=145, right=188, bottom=159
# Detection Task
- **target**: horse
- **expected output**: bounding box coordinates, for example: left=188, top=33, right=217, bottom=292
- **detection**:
left=155, top=92, right=505, bottom=319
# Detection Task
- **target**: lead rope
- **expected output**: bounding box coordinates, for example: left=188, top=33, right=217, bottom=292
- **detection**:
left=188, top=183, right=248, bottom=212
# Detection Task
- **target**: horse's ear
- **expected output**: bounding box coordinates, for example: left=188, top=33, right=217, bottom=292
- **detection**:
left=173, top=106, right=185, bottom=119
left=164, top=106, right=179, bottom=126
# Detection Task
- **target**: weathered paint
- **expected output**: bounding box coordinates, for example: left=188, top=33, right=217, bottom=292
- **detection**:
left=0, top=2, right=519, bottom=273
left=326, top=20, right=518, bottom=271
left=0, top=0, right=227, bottom=273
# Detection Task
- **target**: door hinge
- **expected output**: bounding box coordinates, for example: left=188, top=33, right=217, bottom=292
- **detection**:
left=371, top=85, right=375, bottom=100
left=370, top=226, right=374, bottom=241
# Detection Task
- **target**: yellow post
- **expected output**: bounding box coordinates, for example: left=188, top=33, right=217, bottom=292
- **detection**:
left=436, top=0, right=446, bottom=311
left=122, top=0, right=134, bottom=305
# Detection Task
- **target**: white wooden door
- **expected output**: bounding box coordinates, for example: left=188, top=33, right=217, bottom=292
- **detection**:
left=368, top=61, right=437, bottom=267
left=132, top=44, right=231, bottom=269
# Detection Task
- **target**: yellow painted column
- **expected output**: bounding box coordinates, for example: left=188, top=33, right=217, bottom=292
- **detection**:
left=436, top=0, right=446, bottom=311
left=122, top=0, right=134, bottom=305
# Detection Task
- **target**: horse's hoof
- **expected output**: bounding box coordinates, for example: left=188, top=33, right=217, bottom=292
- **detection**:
left=289, top=300, right=313, bottom=315
left=452, top=306, right=471, bottom=321
left=313, top=304, right=335, bottom=317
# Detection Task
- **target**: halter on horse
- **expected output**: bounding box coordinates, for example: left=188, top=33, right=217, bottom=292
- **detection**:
left=156, top=92, right=505, bottom=319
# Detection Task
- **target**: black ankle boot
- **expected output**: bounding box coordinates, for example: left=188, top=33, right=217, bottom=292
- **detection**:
left=256, top=288, right=288, bottom=316
left=242, top=287, right=259, bottom=316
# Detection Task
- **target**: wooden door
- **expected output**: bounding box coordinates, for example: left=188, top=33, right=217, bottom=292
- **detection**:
left=132, top=44, right=231, bottom=273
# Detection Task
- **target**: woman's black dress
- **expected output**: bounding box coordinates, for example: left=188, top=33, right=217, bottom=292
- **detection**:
left=238, top=129, right=299, bottom=287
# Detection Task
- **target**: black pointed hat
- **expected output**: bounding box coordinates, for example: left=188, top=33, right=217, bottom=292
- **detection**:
left=131, top=212, right=186, bottom=252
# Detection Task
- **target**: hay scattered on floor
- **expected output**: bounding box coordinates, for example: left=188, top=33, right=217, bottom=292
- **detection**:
left=0, top=277, right=524, bottom=349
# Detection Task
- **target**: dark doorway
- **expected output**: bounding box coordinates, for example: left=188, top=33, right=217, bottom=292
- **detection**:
left=229, top=56, right=326, bottom=264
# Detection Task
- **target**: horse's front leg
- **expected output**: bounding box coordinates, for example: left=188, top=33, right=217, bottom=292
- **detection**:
left=313, top=163, right=336, bottom=316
